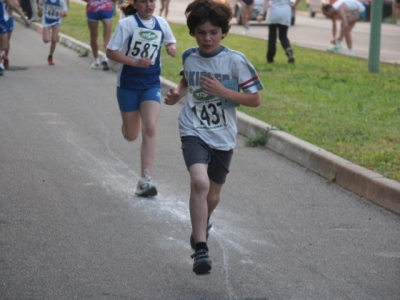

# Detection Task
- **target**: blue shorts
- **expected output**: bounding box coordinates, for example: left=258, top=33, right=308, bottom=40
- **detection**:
left=117, top=87, right=161, bottom=112
left=87, top=10, right=113, bottom=21
left=348, top=10, right=366, bottom=20
left=181, top=136, right=233, bottom=185
left=6, top=17, right=14, bottom=33
left=0, top=20, right=7, bottom=34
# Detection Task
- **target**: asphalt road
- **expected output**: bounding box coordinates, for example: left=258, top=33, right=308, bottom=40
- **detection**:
left=1, top=13, right=400, bottom=300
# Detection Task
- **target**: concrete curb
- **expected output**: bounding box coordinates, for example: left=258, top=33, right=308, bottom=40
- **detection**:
left=17, top=18, right=400, bottom=215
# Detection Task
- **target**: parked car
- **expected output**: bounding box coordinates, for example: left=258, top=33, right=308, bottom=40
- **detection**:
left=306, top=0, right=329, bottom=17
left=306, top=0, right=393, bottom=20
left=226, top=0, right=265, bottom=25
left=358, top=0, right=393, bottom=20
left=228, top=0, right=297, bottom=25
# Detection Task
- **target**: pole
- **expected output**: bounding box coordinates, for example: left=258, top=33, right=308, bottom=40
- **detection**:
left=368, top=0, right=383, bottom=73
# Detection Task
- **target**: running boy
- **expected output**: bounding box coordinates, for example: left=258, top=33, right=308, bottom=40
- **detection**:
left=164, top=0, right=264, bottom=275
left=38, top=0, right=68, bottom=65
left=106, top=0, right=176, bottom=197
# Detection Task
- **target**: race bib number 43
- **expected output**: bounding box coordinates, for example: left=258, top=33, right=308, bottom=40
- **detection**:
left=128, top=28, right=162, bottom=65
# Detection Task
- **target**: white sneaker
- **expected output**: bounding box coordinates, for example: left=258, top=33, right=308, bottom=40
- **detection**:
left=327, top=44, right=342, bottom=53
left=91, top=59, right=101, bottom=70
left=135, top=170, right=157, bottom=197
left=348, top=49, right=355, bottom=56
left=101, top=55, right=109, bottom=71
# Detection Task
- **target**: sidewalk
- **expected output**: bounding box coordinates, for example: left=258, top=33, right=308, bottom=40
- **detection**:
left=16, top=11, right=400, bottom=215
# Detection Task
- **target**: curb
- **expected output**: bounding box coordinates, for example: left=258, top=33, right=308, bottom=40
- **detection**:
left=17, top=18, right=400, bottom=215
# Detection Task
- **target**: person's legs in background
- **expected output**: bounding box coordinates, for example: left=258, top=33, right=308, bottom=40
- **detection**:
left=277, top=24, right=294, bottom=63
left=267, top=23, right=277, bottom=63
left=87, top=19, right=101, bottom=69
left=100, top=18, right=112, bottom=70
left=20, top=0, right=32, bottom=19
left=242, top=2, right=253, bottom=35
left=29, top=0, right=39, bottom=21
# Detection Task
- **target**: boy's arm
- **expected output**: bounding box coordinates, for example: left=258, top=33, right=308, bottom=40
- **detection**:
left=164, top=76, right=188, bottom=106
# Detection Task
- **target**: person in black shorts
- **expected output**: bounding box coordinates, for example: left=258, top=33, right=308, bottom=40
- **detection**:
left=240, top=0, right=253, bottom=35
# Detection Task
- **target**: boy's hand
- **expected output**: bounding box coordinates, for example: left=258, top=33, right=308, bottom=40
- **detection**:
left=200, top=74, right=225, bottom=97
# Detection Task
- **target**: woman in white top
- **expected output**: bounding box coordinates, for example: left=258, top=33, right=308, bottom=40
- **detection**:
left=322, top=0, right=366, bottom=55
left=257, top=0, right=300, bottom=63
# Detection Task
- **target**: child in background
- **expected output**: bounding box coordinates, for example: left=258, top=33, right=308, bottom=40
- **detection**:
left=240, top=0, right=254, bottom=35
left=159, top=0, right=170, bottom=19
left=164, top=0, right=264, bottom=275
left=84, top=0, right=116, bottom=70
left=38, top=0, right=68, bottom=65
left=0, top=0, right=31, bottom=75
left=106, top=0, right=176, bottom=197
left=2, top=3, right=14, bottom=69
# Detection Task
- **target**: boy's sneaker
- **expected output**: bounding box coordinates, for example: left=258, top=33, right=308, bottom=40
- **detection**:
left=101, top=55, right=109, bottom=71
left=135, top=171, right=157, bottom=197
left=48, top=57, right=55, bottom=65
left=191, top=249, right=212, bottom=275
left=327, top=44, right=342, bottom=53
left=190, top=223, right=212, bottom=250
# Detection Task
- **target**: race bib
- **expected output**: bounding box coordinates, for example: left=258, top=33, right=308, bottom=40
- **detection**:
left=45, top=5, right=61, bottom=18
left=128, top=28, right=162, bottom=65
left=190, top=88, right=227, bottom=131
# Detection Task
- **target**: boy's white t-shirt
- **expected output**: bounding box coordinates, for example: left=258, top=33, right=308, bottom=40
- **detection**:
left=178, top=46, right=264, bottom=151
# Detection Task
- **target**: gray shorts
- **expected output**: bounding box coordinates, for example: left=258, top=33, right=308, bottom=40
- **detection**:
left=181, top=136, right=233, bottom=185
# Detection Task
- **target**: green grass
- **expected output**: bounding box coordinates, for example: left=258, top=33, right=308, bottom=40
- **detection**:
left=61, top=2, right=400, bottom=181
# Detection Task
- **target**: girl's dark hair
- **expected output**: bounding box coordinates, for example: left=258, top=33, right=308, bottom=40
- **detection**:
left=322, top=4, right=333, bottom=13
left=120, top=1, right=137, bottom=16
left=185, top=0, right=232, bottom=36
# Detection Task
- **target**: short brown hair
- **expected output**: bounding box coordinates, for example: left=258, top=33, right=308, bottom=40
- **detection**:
left=185, top=0, right=232, bottom=36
